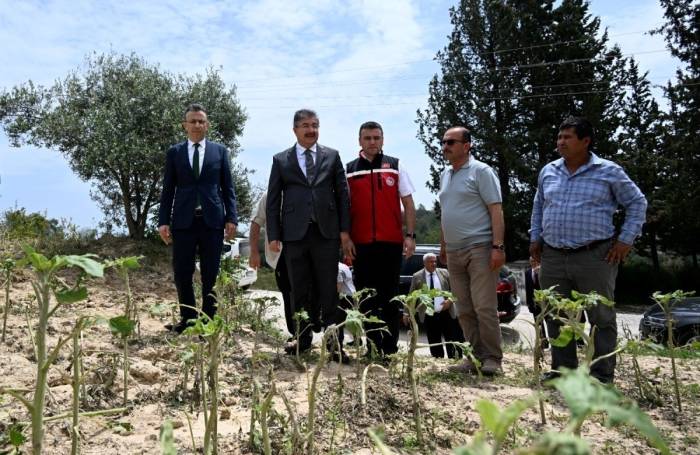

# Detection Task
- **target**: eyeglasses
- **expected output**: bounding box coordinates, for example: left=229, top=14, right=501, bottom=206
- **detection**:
left=440, top=139, right=466, bottom=146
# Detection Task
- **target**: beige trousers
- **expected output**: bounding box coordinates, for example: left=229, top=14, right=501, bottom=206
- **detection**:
left=446, top=244, right=503, bottom=363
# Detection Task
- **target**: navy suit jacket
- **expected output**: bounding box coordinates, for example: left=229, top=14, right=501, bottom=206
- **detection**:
left=266, top=144, right=350, bottom=242
left=158, top=140, right=238, bottom=230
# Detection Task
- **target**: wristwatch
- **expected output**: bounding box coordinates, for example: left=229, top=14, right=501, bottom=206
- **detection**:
left=492, top=243, right=505, bottom=251
left=405, top=232, right=416, bottom=239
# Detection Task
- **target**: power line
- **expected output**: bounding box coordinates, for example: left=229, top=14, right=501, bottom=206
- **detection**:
left=236, top=49, right=670, bottom=92
left=242, top=81, right=700, bottom=110
left=240, top=77, right=677, bottom=102
left=232, top=26, right=664, bottom=85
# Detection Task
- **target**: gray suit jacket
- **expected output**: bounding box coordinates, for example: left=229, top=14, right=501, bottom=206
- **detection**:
left=266, top=144, right=350, bottom=242
left=409, top=267, right=457, bottom=322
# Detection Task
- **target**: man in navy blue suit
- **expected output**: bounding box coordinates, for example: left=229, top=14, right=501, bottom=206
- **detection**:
left=158, top=103, right=238, bottom=333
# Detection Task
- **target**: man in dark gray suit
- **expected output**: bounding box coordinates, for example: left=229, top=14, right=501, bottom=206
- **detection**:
left=266, top=109, right=352, bottom=355
left=158, top=103, right=238, bottom=333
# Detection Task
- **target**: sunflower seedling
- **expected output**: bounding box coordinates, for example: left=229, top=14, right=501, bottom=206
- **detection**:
left=0, top=245, right=104, bottom=454
left=108, top=315, right=136, bottom=407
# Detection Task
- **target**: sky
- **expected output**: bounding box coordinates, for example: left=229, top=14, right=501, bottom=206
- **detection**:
left=0, top=0, right=679, bottom=231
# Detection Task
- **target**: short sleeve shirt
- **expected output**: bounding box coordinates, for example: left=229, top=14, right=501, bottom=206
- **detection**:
left=439, top=156, right=502, bottom=251
left=252, top=193, right=282, bottom=269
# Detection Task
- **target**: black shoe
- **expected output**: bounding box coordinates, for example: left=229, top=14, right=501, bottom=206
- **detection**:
left=330, top=349, right=351, bottom=364
left=284, top=340, right=312, bottom=355
left=540, top=370, right=561, bottom=382
left=165, top=321, right=189, bottom=334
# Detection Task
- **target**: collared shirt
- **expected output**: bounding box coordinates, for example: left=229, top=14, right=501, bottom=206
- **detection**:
left=295, top=143, right=318, bottom=178
left=187, top=138, right=207, bottom=169
left=439, top=155, right=502, bottom=251
left=530, top=152, right=647, bottom=248
left=424, top=269, right=445, bottom=310
left=358, top=151, right=416, bottom=197
left=251, top=193, right=281, bottom=269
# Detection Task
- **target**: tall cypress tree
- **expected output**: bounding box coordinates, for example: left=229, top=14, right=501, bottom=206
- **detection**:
left=417, top=0, right=629, bottom=258
left=616, top=59, right=664, bottom=271
left=654, top=0, right=700, bottom=266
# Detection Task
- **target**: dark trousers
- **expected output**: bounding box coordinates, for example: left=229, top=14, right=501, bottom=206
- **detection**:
left=353, top=242, right=403, bottom=355
left=274, top=250, right=294, bottom=336
left=540, top=241, right=618, bottom=382
left=284, top=223, right=340, bottom=347
left=424, top=310, right=464, bottom=359
left=171, top=217, right=224, bottom=323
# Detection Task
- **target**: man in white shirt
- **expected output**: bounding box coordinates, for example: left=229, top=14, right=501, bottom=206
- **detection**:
left=248, top=193, right=293, bottom=340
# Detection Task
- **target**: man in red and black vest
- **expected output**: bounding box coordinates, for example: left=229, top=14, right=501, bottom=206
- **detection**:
left=345, top=121, right=416, bottom=357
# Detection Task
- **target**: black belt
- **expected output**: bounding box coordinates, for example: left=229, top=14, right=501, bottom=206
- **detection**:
left=194, top=207, right=203, bottom=217
left=545, top=238, right=612, bottom=253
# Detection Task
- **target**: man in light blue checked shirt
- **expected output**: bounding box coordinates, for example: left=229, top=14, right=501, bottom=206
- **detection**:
left=529, top=116, right=647, bottom=384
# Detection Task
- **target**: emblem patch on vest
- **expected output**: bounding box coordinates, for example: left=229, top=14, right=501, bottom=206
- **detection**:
left=382, top=163, right=391, bottom=168
left=385, top=176, right=396, bottom=187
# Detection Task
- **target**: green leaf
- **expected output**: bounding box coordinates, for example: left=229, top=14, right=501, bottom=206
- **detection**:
left=109, top=315, right=136, bottom=337
left=20, top=245, right=53, bottom=272
left=54, top=286, right=88, bottom=304
left=8, top=424, right=26, bottom=447
left=475, top=399, right=500, bottom=435
left=62, top=254, right=104, bottom=277
left=550, top=325, right=576, bottom=347
left=159, top=420, right=177, bottom=455
left=106, top=256, right=142, bottom=271
left=552, top=367, right=670, bottom=454
left=475, top=397, right=534, bottom=442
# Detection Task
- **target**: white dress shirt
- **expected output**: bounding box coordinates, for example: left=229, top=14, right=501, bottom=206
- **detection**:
left=424, top=270, right=445, bottom=312
left=187, top=138, right=206, bottom=169
left=295, top=143, right=318, bottom=178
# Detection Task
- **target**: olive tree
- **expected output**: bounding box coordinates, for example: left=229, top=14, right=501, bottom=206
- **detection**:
left=0, top=52, right=252, bottom=238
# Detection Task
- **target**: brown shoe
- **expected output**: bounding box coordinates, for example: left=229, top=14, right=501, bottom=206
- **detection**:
left=481, top=359, right=503, bottom=376
left=448, top=358, right=478, bottom=375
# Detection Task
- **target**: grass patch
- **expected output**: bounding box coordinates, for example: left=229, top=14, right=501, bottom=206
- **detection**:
left=251, top=266, right=278, bottom=291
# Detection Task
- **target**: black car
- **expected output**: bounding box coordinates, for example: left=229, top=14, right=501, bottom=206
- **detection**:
left=398, top=244, right=521, bottom=324
left=639, top=297, right=700, bottom=346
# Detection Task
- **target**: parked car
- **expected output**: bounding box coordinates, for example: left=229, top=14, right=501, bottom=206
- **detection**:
left=639, top=297, right=700, bottom=346
left=398, top=244, right=521, bottom=324
left=197, top=237, right=257, bottom=288
left=222, top=238, right=257, bottom=288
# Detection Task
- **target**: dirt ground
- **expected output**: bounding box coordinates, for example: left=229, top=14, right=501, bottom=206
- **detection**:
left=0, top=252, right=698, bottom=454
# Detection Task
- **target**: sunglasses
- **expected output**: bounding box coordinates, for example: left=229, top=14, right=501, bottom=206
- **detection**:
left=440, top=139, right=466, bottom=146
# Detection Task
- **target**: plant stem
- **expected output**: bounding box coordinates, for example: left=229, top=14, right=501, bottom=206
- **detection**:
left=406, top=311, right=423, bottom=446
left=2, top=269, right=10, bottom=342
left=71, top=325, right=81, bottom=455
left=32, top=275, right=51, bottom=454
left=122, top=336, right=129, bottom=407
left=307, top=329, right=331, bottom=454
left=259, top=382, right=275, bottom=455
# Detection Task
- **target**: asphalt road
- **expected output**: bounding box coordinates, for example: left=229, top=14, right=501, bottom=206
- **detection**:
left=247, top=289, right=643, bottom=357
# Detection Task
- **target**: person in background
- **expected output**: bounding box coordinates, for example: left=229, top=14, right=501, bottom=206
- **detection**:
left=524, top=256, right=548, bottom=349
left=409, top=253, right=463, bottom=359
left=248, top=193, right=294, bottom=342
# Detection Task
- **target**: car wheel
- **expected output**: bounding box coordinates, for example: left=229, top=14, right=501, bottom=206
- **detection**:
left=677, top=326, right=700, bottom=346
